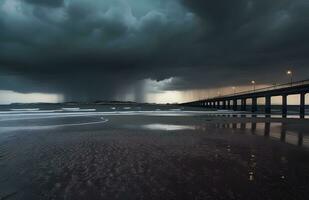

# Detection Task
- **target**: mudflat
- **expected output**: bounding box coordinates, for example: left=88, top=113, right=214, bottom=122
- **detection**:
left=0, top=111, right=309, bottom=200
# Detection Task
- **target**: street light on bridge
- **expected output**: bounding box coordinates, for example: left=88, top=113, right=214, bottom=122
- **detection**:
left=232, top=87, right=236, bottom=95
left=286, top=70, right=293, bottom=86
left=251, top=80, right=256, bottom=91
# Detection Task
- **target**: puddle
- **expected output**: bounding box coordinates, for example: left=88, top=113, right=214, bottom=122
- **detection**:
left=216, top=121, right=309, bottom=148
left=141, top=124, right=196, bottom=131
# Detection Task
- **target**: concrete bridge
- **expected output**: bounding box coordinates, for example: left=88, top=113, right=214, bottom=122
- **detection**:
left=182, top=79, right=309, bottom=118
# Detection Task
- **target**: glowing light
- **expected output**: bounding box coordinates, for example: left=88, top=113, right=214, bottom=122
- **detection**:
left=286, top=69, right=293, bottom=86
left=286, top=70, right=292, bottom=75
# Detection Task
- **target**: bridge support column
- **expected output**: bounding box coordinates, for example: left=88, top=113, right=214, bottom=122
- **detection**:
left=300, top=92, right=306, bottom=119
left=252, top=97, right=257, bottom=113
left=265, top=96, right=271, bottom=115
left=233, top=99, right=237, bottom=111
left=217, top=101, right=220, bottom=109
left=223, top=101, right=226, bottom=109
left=241, top=99, right=246, bottom=111
left=282, top=95, right=287, bottom=118
left=227, top=100, right=231, bottom=110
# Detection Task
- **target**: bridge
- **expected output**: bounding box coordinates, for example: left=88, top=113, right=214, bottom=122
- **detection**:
left=182, top=79, right=309, bottom=118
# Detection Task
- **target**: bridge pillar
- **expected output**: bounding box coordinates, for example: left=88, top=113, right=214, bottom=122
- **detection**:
left=252, top=97, right=257, bottom=112
left=217, top=101, right=220, bottom=109
left=282, top=95, right=287, bottom=118
left=300, top=92, right=306, bottom=119
left=265, top=96, right=271, bottom=115
left=233, top=99, right=237, bottom=111
left=223, top=101, right=226, bottom=109
left=241, top=99, right=246, bottom=111
left=227, top=100, right=231, bottom=110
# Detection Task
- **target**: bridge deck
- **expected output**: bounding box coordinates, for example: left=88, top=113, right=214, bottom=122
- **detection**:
left=188, top=79, right=309, bottom=103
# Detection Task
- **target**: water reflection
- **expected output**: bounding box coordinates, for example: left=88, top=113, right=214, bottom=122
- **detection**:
left=248, top=153, right=257, bottom=182
left=264, top=122, right=270, bottom=136
left=211, top=113, right=309, bottom=119
left=141, top=124, right=195, bottom=131
left=216, top=121, right=309, bottom=148
left=130, top=119, right=309, bottom=149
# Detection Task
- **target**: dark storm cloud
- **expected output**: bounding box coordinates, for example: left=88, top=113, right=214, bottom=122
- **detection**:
left=0, top=0, right=309, bottom=101
left=24, top=0, right=64, bottom=7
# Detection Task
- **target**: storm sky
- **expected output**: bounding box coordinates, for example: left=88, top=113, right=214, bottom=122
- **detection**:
left=1, top=0, right=309, bottom=103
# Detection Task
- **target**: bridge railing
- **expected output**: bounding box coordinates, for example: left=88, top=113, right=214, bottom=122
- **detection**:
left=208, top=79, right=309, bottom=100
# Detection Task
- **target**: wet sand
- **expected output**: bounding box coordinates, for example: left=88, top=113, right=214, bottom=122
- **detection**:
left=0, top=110, right=309, bottom=199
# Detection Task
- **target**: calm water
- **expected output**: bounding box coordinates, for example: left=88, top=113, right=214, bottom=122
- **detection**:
left=0, top=105, right=309, bottom=199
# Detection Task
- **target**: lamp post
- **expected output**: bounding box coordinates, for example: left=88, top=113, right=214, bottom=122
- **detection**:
left=286, top=70, right=293, bottom=86
left=251, top=80, right=256, bottom=91
left=232, top=87, right=236, bottom=95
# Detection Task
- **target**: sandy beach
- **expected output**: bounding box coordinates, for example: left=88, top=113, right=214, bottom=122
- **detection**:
left=0, top=107, right=309, bottom=200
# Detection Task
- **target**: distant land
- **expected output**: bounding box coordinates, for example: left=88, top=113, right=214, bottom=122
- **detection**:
left=2, top=101, right=179, bottom=106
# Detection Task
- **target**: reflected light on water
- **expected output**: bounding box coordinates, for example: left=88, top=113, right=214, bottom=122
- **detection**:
left=141, top=124, right=195, bottom=131
left=216, top=121, right=309, bottom=148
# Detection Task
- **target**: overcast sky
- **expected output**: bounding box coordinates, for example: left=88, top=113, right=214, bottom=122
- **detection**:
left=1, top=0, right=309, bottom=103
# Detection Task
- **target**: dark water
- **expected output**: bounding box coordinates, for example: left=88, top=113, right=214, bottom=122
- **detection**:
left=0, top=107, right=309, bottom=199
left=0, top=103, right=308, bottom=116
